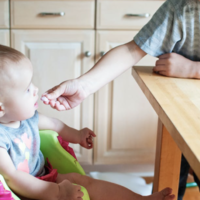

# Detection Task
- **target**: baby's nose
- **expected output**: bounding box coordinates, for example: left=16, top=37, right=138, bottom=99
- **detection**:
left=34, top=87, right=39, bottom=96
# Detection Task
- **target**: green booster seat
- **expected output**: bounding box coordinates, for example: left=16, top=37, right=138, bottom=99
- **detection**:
left=0, top=130, right=90, bottom=200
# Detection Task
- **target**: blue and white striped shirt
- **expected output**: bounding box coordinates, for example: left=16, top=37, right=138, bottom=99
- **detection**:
left=134, top=0, right=200, bottom=61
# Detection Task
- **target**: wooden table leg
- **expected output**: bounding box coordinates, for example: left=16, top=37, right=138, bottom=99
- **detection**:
left=153, top=119, right=182, bottom=197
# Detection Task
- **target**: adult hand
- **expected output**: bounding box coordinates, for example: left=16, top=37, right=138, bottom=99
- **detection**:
left=79, top=128, right=96, bottom=149
left=58, top=180, right=83, bottom=200
left=153, top=53, right=198, bottom=78
left=41, top=79, right=89, bottom=111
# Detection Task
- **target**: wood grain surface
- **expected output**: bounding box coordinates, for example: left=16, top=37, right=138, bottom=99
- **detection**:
left=132, top=66, right=200, bottom=179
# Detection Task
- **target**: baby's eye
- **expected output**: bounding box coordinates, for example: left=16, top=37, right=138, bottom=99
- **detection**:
left=27, top=88, right=30, bottom=93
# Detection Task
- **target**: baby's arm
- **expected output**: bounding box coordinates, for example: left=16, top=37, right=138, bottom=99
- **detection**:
left=0, top=147, right=60, bottom=200
left=0, top=147, right=83, bottom=200
left=153, top=53, right=200, bottom=78
left=38, top=113, right=95, bottom=149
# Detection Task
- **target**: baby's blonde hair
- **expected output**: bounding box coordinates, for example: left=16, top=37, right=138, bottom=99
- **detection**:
left=0, top=45, right=25, bottom=64
left=0, top=45, right=27, bottom=99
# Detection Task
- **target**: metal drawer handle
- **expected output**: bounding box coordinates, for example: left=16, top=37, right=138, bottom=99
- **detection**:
left=39, top=12, right=65, bottom=16
left=125, top=13, right=150, bottom=18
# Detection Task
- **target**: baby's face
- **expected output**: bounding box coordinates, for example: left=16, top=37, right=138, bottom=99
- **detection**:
left=1, top=58, right=38, bottom=122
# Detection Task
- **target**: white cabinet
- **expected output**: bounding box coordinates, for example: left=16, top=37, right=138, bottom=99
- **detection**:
left=94, top=30, right=158, bottom=164
left=11, top=30, right=95, bottom=164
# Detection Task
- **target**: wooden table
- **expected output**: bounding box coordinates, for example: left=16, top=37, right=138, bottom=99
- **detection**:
left=132, top=67, right=200, bottom=196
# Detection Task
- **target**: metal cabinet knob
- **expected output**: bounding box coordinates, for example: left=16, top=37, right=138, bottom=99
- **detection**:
left=85, top=51, right=91, bottom=57
left=100, top=51, right=105, bottom=57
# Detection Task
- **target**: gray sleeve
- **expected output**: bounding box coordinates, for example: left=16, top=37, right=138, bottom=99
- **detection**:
left=134, top=0, right=182, bottom=57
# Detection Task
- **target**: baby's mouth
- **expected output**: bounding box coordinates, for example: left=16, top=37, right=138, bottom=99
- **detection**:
left=34, top=98, right=38, bottom=107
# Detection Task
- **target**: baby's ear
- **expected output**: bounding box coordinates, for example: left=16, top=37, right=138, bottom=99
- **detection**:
left=0, top=103, right=5, bottom=118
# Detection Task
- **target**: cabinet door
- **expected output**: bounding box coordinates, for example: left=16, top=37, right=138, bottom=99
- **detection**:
left=94, top=31, right=158, bottom=164
left=11, top=30, right=95, bottom=164
left=0, top=29, right=9, bottom=46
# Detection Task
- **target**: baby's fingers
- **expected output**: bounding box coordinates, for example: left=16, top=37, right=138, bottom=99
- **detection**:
left=88, top=130, right=96, bottom=137
left=86, top=136, right=93, bottom=148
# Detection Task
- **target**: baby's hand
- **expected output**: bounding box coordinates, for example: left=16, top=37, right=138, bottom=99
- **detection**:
left=79, top=128, right=96, bottom=149
left=58, top=180, right=83, bottom=200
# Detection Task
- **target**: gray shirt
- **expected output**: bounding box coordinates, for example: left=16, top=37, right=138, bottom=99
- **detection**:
left=134, top=0, right=200, bottom=61
left=0, top=111, right=45, bottom=176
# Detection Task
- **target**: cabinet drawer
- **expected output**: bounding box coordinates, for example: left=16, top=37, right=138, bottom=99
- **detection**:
left=0, top=0, right=9, bottom=28
left=11, top=0, right=95, bottom=29
left=97, top=1, right=164, bottom=30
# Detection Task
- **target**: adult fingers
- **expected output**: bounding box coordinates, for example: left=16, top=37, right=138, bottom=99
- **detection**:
left=49, top=97, right=71, bottom=111
left=54, top=101, right=68, bottom=111
left=45, top=84, right=65, bottom=100
left=158, top=53, right=171, bottom=59
left=155, top=59, right=167, bottom=66
left=157, top=71, right=168, bottom=76
left=49, top=99, right=56, bottom=108
left=57, top=96, right=72, bottom=110
left=49, top=100, right=66, bottom=111
left=153, top=65, right=166, bottom=72
left=42, top=85, right=59, bottom=97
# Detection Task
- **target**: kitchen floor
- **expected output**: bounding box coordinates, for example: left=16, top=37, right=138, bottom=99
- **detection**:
left=144, top=175, right=200, bottom=200
left=88, top=171, right=200, bottom=199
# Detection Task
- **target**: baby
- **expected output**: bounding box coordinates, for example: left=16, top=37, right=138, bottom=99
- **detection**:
left=0, top=45, right=175, bottom=200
